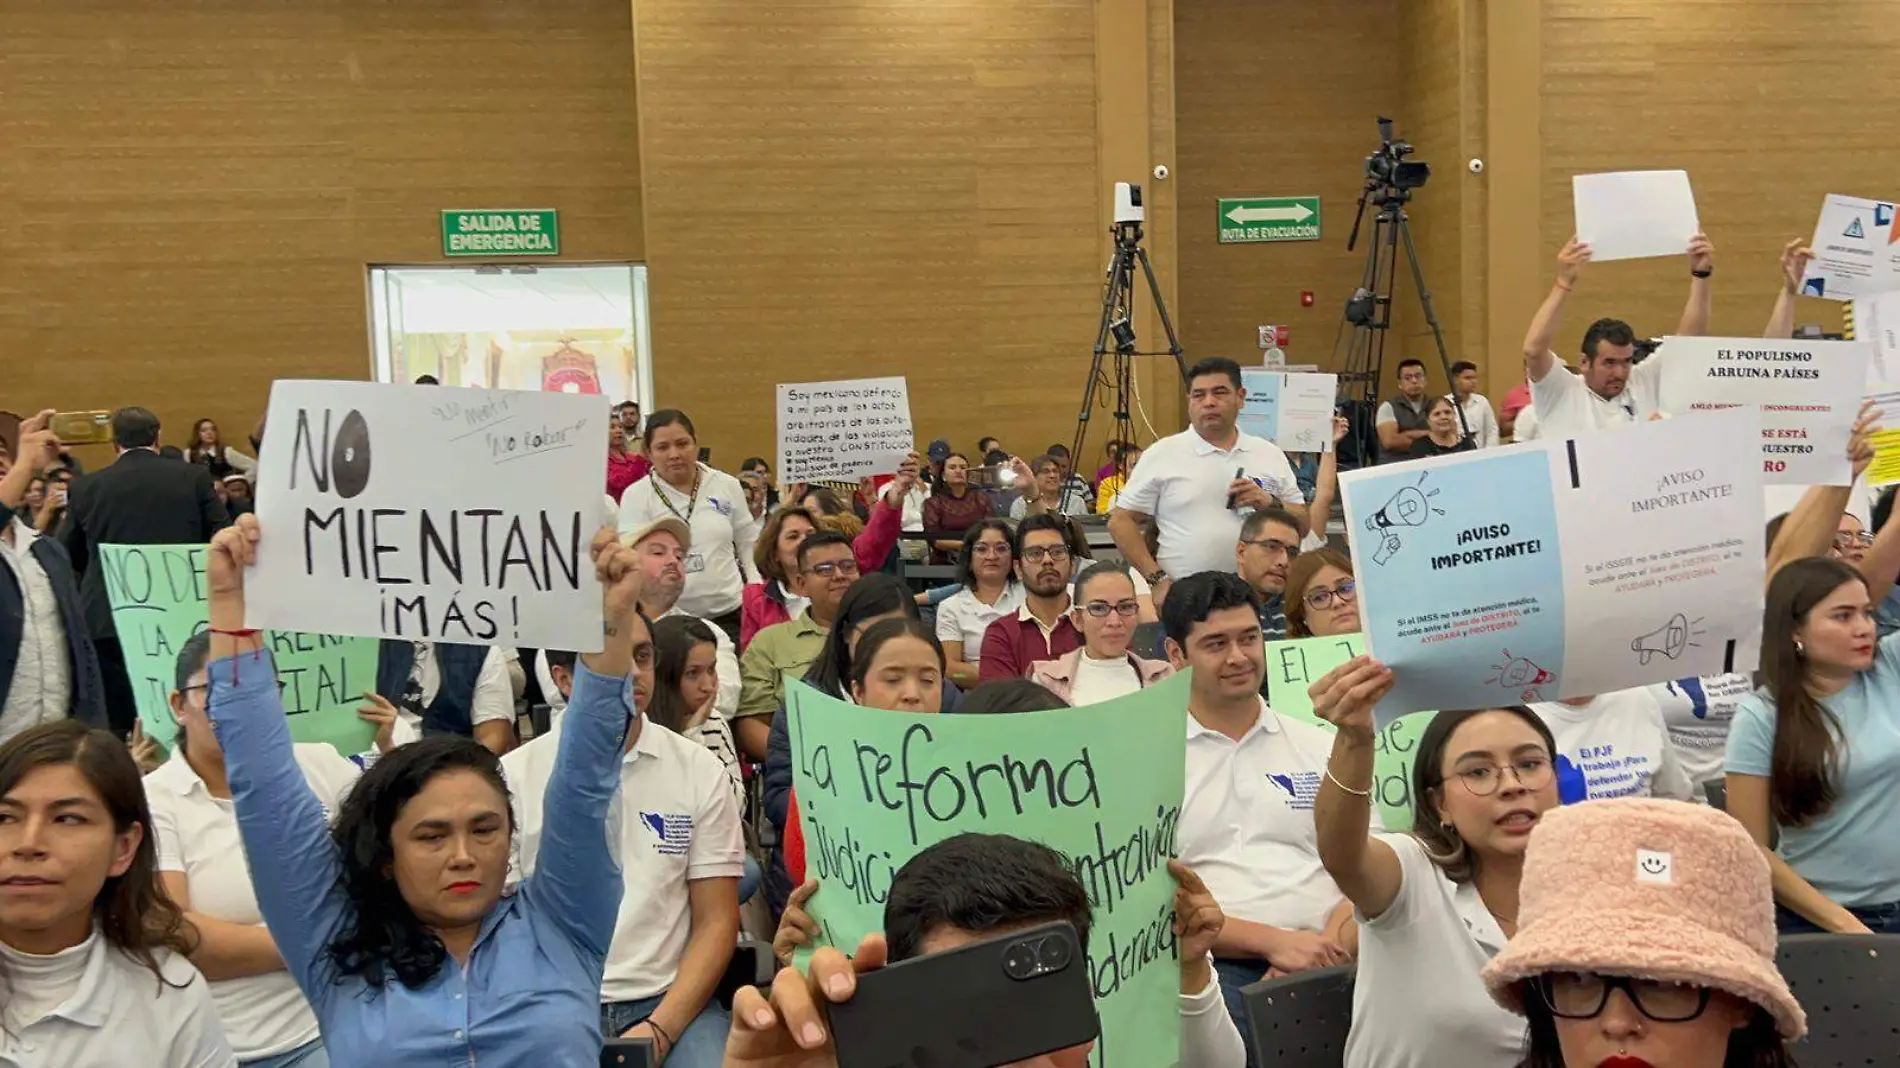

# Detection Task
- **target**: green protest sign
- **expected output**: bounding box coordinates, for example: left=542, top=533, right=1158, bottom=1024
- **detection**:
left=1263, top=634, right=1436, bottom=830
left=99, top=544, right=380, bottom=754
left=787, top=674, right=1189, bottom=1068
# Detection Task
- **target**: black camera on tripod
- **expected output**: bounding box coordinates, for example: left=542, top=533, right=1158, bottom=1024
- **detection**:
left=1364, top=116, right=1430, bottom=193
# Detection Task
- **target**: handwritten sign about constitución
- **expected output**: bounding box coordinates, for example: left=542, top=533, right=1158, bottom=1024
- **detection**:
left=787, top=675, right=1189, bottom=1068
left=247, top=381, right=607, bottom=652
left=1657, top=336, right=1870, bottom=486
left=776, top=377, right=914, bottom=484
left=98, top=543, right=378, bottom=754
left=1340, top=409, right=1764, bottom=722
left=1265, top=634, right=1433, bottom=831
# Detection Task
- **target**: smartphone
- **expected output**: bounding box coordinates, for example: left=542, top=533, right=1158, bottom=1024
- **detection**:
left=51, top=411, right=111, bottom=445
left=830, top=921, right=1099, bottom=1068
left=599, top=1037, right=656, bottom=1068
left=968, top=464, right=1018, bottom=489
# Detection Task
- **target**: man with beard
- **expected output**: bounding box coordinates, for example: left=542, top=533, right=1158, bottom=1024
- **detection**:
left=977, top=514, right=1080, bottom=682
left=624, top=517, right=742, bottom=776
left=1235, top=507, right=1303, bottom=642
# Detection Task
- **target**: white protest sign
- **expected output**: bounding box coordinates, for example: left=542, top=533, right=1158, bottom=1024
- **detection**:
left=1656, top=336, right=1870, bottom=486
left=1852, top=290, right=1900, bottom=381
left=1239, top=370, right=1339, bottom=452
left=775, top=377, right=913, bottom=484
left=1801, top=194, right=1899, bottom=300
left=1341, top=409, right=1764, bottom=721
left=1572, top=170, right=1700, bottom=262
left=248, top=381, right=607, bottom=652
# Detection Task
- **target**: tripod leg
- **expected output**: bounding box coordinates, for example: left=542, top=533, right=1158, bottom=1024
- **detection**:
left=1074, top=247, right=1140, bottom=473
left=1133, top=246, right=1188, bottom=387
left=1396, top=215, right=1472, bottom=442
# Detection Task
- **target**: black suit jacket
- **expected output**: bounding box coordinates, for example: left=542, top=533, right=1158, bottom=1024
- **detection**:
left=60, top=449, right=228, bottom=638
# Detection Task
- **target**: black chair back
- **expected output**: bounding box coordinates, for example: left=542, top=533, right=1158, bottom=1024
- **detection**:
left=1243, top=964, right=1355, bottom=1068
left=1131, top=621, right=1166, bottom=661
left=1777, top=933, right=1900, bottom=1066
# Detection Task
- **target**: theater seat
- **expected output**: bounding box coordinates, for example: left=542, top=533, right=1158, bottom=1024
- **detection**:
left=1131, top=621, right=1166, bottom=660
left=1776, top=933, right=1900, bottom=1066
left=1242, top=963, right=1355, bottom=1067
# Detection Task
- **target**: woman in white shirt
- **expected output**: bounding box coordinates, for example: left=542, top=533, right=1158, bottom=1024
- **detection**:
left=931, top=519, right=1022, bottom=688
left=1028, top=562, right=1171, bottom=705
left=146, top=633, right=360, bottom=1067
left=0, top=719, right=235, bottom=1066
left=1310, top=656, right=1560, bottom=1068
left=618, top=410, right=762, bottom=641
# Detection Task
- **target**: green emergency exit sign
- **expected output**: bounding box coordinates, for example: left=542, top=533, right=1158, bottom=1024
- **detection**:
left=440, top=209, right=561, bottom=257
left=1217, top=196, right=1321, bottom=243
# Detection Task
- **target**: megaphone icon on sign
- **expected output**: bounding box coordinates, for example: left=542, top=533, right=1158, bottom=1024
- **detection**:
left=1491, top=651, right=1553, bottom=690
left=1364, top=474, right=1443, bottom=566
left=1631, top=613, right=1702, bottom=665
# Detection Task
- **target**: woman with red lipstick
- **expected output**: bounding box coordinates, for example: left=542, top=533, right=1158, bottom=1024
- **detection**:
left=1483, top=799, right=1804, bottom=1068
left=1728, top=555, right=1900, bottom=935
left=1310, top=656, right=1562, bottom=1068
left=198, top=516, right=645, bottom=1068
left=0, top=720, right=235, bottom=1063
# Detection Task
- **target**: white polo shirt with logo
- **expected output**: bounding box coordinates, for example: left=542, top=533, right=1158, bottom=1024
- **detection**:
left=504, top=715, right=745, bottom=1004
left=1177, top=698, right=1375, bottom=936
left=145, top=743, right=361, bottom=1059
left=1116, top=427, right=1305, bottom=580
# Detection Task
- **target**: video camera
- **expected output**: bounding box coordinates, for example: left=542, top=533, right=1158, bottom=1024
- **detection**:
left=1364, top=117, right=1430, bottom=192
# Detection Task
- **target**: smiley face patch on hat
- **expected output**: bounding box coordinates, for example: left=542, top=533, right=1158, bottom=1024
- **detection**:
left=1635, top=848, right=1674, bottom=885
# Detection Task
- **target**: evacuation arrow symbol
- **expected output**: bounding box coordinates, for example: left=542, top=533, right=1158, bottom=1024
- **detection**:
left=1226, top=203, right=1314, bottom=225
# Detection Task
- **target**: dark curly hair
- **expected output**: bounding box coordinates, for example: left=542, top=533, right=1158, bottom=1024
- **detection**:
left=324, top=736, right=513, bottom=989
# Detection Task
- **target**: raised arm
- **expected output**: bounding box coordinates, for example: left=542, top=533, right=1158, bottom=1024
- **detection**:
left=1675, top=232, right=1715, bottom=337
left=1765, top=404, right=1876, bottom=582
left=201, top=516, right=350, bottom=1003
left=1859, top=480, right=1900, bottom=607
left=1524, top=237, right=1593, bottom=382
left=1763, top=239, right=1813, bottom=340
left=1305, top=417, right=1348, bottom=538
left=523, top=529, right=642, bottom=963
left=1310, top=656, right=1405, bottom=921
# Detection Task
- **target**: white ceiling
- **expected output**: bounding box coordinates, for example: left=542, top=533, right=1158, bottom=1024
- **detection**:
left=389, top=265, right=640, bottom=334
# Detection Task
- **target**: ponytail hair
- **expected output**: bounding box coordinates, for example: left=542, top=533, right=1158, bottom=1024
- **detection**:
left=1761, top=558, right=1861, bottom=826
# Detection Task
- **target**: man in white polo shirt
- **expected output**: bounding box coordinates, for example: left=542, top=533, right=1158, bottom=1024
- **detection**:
left=1162, top=571, right=1366, bottom=1068
left=1521, top=231, right=1714, bottom=439
left=1110, top=357, right=1307, bottom=609
left=503, top=611, right=743, bottom=1068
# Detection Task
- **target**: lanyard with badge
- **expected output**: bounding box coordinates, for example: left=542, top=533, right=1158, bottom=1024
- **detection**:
left=653, top=469, right=708, bottom=574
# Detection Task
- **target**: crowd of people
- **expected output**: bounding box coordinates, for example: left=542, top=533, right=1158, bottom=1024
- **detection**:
left=0, top=227, right=1886, bottom=1068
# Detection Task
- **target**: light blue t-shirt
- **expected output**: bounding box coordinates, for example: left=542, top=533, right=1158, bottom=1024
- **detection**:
left=1727, top=632, right=1900, bottom=907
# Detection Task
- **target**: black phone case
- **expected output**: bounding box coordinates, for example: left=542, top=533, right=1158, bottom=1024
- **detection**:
left=600, top=1037, right=656, bottom=1068
left=829, top=921, right=1100, bottom=1068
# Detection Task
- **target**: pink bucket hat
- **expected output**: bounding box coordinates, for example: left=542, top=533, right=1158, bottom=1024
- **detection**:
left=1482, top=798, right=1806, bottom=1039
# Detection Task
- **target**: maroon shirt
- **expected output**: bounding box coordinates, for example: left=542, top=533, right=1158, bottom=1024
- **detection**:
left=921, top=488, right=994, bottom=563
left=977, top=606, right=1081, bottom=682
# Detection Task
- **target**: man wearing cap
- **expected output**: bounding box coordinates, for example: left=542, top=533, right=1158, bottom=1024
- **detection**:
left=623, top=516, right=742, bottom=775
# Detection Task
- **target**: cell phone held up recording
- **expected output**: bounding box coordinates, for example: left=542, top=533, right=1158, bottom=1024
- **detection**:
left=968, top=464, right=1017, bottom=490
left=50, top=411, right=111, bottom=446
left=829, top=921, right=1099, bottom=1068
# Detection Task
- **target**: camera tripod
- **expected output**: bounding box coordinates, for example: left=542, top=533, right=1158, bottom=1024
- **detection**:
left=1334, top=181, right=1468, bottom=466
left=1068, top=221, right=1187, bottom=498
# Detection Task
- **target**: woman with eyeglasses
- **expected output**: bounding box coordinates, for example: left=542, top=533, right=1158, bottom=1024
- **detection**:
left=1029, top=561, right=1172, bottom=705
left=1483, top=799, right=1804, bottom=1068
left=933, top=519, right=1021, bottom=688
left=1284, top=547, right=1359, bottom=638
left=1310, top=655, right=1563, bottom=1067
left=144, top=631, right=360, bottom=1067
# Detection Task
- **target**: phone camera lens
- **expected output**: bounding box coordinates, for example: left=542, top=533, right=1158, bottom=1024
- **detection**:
left=1037, top=937, right=1071, bottom=970
left=1003, top=943, right=1038, bottom=981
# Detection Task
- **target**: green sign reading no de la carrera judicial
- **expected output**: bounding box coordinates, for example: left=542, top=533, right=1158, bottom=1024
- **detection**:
left=441, top=209, right=561, bottom=257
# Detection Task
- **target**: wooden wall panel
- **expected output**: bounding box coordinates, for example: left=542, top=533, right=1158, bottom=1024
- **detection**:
left=1173, top=0, right=1402, bottom=375
left=0, top=1, right=643, bottom=461
left=1538, top=0, right=1900, bottom=353
left=633, top=0, right=1109, bottom=467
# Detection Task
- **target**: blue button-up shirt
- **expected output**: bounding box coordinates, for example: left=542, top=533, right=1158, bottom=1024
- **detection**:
left=209, top=650, right=629, bottom=1067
